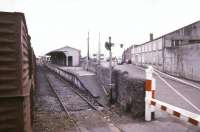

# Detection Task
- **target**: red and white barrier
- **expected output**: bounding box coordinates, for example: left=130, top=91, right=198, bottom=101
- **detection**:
left=147, top=98, right=200, bottom=126
left=145, top=66, right=156, bottom=121
left=145, top=66, right=200, bottom=127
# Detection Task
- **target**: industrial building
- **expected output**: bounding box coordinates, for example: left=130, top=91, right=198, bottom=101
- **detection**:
left=128, top=20, right=200, bottom=81
left=122, top=45, right=133, bottom=63
left=47, top=46, right=81, bottom=66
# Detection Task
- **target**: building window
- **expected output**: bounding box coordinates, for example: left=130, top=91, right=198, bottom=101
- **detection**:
left=189, top=40, right=200, bottom=44
left=149, top=44, right=151, bottom=51
left=171, top=40, right=174, bottom=47
left=153, top=43, right=156, bottom=50
left=175, top=40, right=179, bottom=46
left=171, top=40, right=180, bottom=47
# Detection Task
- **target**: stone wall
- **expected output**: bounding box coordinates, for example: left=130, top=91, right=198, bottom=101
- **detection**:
left=112, top=70, right=145, bottom=118
left=82, top=61, right=145, bottom=118
left=96, top=65, right=110, bottom=92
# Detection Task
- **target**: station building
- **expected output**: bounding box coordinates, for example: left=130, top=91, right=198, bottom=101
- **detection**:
left=47, top=46, right=81, bottom=67
left=129, top=20, right=200, bottom=81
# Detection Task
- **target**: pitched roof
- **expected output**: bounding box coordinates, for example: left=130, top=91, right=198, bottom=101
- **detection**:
left=54, top=45, right=80, bottom=52
left=46, top=45, right=80, bottom=55
left=136, top=20, right=200, bottom=46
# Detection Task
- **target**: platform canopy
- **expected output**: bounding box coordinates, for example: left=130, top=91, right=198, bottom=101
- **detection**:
left=46, top=46, right=80, bottom=66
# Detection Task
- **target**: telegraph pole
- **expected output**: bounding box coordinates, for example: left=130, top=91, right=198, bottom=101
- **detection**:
left=87, top=32, right=90, bottom=70
left=98, top=32, right=101, bottom=64
left=87, top=31, right=90, bottom=61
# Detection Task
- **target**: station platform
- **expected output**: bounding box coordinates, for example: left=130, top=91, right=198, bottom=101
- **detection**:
left=58, top=66, right=108, bottom=106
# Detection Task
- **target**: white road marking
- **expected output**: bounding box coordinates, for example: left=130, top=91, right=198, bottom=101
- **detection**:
left=154, top=68, right=200, bottom=91
left=154, top=72, right=200, bottom=113
left=135, top=65, right=200, bottom=113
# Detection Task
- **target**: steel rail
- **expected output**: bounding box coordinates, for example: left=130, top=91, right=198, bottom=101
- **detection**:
left=44, top=70, right=82, bottom=132
left=45, top=64, right=124, bottom=132
left=54, top=68, right=124, bottom=132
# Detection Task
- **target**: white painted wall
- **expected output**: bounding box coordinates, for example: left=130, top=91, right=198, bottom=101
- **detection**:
left=132, top=38, right=163, bottom=65
left=64, top=48, right=80, bottom=66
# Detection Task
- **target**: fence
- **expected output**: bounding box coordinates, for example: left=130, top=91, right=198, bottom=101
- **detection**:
left=45, top=64, right=92, bottom=95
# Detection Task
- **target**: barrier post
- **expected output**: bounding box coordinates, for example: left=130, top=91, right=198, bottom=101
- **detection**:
left=145, top=66, right=153, bottom=121
left=151, top=78, right=156, bottom=119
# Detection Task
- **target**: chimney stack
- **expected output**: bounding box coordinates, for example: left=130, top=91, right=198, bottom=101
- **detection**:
left=150, top=33, right=153, bottom=41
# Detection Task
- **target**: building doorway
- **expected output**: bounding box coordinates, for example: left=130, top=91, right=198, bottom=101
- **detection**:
left=68, top=56, right=73, bottom=66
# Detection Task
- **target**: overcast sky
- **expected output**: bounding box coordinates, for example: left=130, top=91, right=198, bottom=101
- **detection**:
left=0, top=0, right=200, bottom=57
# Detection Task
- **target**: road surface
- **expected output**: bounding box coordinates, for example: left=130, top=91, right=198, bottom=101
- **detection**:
left=114, top=64, right=200, bottom=115
left=101, top=62, right=200, bottom=131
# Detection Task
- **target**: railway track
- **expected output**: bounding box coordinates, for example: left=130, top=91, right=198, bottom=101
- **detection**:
left=44, top=67, right=123, bottom=132
left=44, top=69, right=82, bottom=132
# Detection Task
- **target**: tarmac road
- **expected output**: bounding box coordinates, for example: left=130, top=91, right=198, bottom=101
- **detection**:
left=101, top=62, right=200, bottom=131
left=114, top=64, right=200, bottom=115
